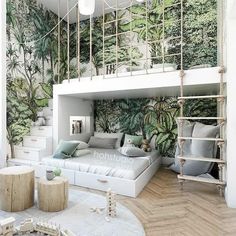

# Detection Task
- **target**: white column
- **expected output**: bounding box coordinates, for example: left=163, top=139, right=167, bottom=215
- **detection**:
left=0, top=0, right=6, bottom=167
left=225, top=0, right=236, bottom=208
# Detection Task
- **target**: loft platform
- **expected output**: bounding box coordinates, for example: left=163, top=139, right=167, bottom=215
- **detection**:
left=54, top=67, right=226, bottom=99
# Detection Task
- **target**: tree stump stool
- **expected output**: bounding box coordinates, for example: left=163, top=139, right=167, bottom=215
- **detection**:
left=38, top=177, right=69, bottom=212
left=0, top=166, right=35, bottom=212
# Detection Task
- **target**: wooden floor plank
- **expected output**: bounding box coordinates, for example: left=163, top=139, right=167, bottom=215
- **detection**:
left=71, top=168, right=236, bottom=236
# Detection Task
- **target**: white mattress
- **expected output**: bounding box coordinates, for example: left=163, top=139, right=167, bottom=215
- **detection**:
left=42, top=148, right=160, bottom=180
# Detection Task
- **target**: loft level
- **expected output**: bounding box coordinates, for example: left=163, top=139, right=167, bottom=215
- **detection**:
left=54, top=67, right=226, bottom=99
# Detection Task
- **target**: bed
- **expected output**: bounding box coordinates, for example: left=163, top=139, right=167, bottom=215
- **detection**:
left=36, top=148, right=161, bottom=197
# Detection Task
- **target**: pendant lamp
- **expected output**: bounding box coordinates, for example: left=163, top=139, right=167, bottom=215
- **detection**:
left=79, top=0, right=95, bottom=15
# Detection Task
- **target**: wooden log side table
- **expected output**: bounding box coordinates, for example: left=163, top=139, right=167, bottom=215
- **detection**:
left=0, top=166, right=35, bottom=212
left=38, top=177, right=69, bottom=212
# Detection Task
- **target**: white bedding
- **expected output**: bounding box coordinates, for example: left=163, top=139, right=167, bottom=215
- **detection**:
left=42, top=148, right=160, bottom=180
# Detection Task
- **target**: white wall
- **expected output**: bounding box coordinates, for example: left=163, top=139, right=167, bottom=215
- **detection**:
left=0, top=0, right=6, bottom=168
left=225, top=0, right=236, bottom=208
left=53, top=94, right=94, bottom=150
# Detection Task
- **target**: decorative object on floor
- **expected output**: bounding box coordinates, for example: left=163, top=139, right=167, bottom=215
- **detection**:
left=141, top=139, right=152, bottom=152
left=53, top=168, right=62, bottom=177
left=0, top=166, right=34, bottom=212
left=34, top=221, right=60, bottom=235
left=16, top=218, right=34, bottom=234
left=106, top=189, right=116, bottom=218
left=32, top=111, right=46, bottom=126
left=90, top=207, right=105, bottom=214
left=46, top=170, right=55, bottom=181
left=38, top=177, right=69, bottom=212
left=0, top=217, right=15, bottom=236
left=0, top=190, right=145, bottom=236
left=0, top=217, right=76, bottom=236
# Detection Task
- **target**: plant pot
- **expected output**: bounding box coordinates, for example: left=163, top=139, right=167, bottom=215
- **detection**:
left=162, top=156, right=175, bottom=166
left=46, top=170, right=55, bottom=181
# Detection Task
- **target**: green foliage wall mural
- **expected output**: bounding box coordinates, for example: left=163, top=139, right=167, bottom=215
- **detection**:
left=6, top=0, right=218, bottom=158
left=94, top=98, right=217, bottom=157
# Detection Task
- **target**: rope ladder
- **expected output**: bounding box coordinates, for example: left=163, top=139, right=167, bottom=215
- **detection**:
left=177, top=0, right=226, bottom=196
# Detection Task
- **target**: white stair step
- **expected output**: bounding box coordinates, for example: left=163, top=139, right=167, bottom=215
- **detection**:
left=14, top=146, right=50, bottom=161
left=30, top=126, right=53, bottom=137
left=177, top=156, right=225, bottom=163
left=42, top=107, right=53, bottom=116
left=45, top=116, right=53, bottom=126
left=23, top=136, right=52, bottom=153
left=178, top=175, right=225, bottom=185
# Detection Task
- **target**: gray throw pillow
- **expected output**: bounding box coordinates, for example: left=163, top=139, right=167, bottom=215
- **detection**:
left=94, top=132, right=124, bottom=149
left=191, top=122, right=220, bottom=158
left=88, top=136, right=117, bottom=149
left=118, top=147, right=146, bottom=157
left=170, top=120, right=195, bottom=172
left=170, top=122, right=220, bottom=176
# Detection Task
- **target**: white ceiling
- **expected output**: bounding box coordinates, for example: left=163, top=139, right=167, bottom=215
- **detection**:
left=37, top=0, right=135, bottom=23
left=65, top=84, right=219, bottom=100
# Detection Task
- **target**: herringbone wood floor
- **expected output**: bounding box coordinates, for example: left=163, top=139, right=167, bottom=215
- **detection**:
left=72, top=168, right=236, bottom=236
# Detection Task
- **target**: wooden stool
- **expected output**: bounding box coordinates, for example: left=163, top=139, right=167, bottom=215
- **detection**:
left=0, top=166, right=34, bottom=212
left=38, top=177, right=68, bottom=212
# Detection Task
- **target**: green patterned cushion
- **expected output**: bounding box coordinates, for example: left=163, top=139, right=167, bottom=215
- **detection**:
left=123, top=134, right=143, bottom=147
left=53, top=140, right=79, bottom=158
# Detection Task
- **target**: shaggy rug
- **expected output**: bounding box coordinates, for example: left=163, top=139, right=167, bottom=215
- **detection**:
left=0, top=189, right=145, bottom=236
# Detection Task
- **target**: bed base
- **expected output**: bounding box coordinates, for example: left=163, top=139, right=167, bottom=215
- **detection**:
left=34, top=158, right=161, bottom=198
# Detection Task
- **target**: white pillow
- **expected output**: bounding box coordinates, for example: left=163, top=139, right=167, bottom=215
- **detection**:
left=118, top=147, right=146, bottom=157
left=94, top=132, right=123, bottom=149
left=73, top=149, right=91, bottom=157
left=77, top=141, right=89, bottom=150
left=70, top=140, right=89, bottom=150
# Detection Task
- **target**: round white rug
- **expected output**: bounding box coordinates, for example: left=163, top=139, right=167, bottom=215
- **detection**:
left=0, top=189, right=145, bottom=236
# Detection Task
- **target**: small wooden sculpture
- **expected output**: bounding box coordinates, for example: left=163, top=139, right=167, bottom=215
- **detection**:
left=0, top=217, right=15, bottom=236
left=0, top=217, right=76, bottom=236
left=106, top=189, right=116, bottom=218
left=17, top=218, right=34, bottom=234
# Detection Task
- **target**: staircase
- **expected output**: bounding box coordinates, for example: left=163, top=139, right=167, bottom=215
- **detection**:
left=13, top=99, right=53, bottom=162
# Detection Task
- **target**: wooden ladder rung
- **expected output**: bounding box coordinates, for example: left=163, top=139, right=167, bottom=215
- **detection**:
left=178, top=175, right=226, bottom=185
left=178, top=95, right=225, bottom=100
left=178, top=137, right=224, bottom=142
left=177, top=156, right=226, bottom=163
left=177, top=117, right=225, bottom=120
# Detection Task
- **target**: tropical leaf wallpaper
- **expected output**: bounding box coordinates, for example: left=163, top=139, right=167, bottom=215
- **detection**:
left=94, top=98, right=217, bottom=157
left=6, top=0, right=217, bottom=158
